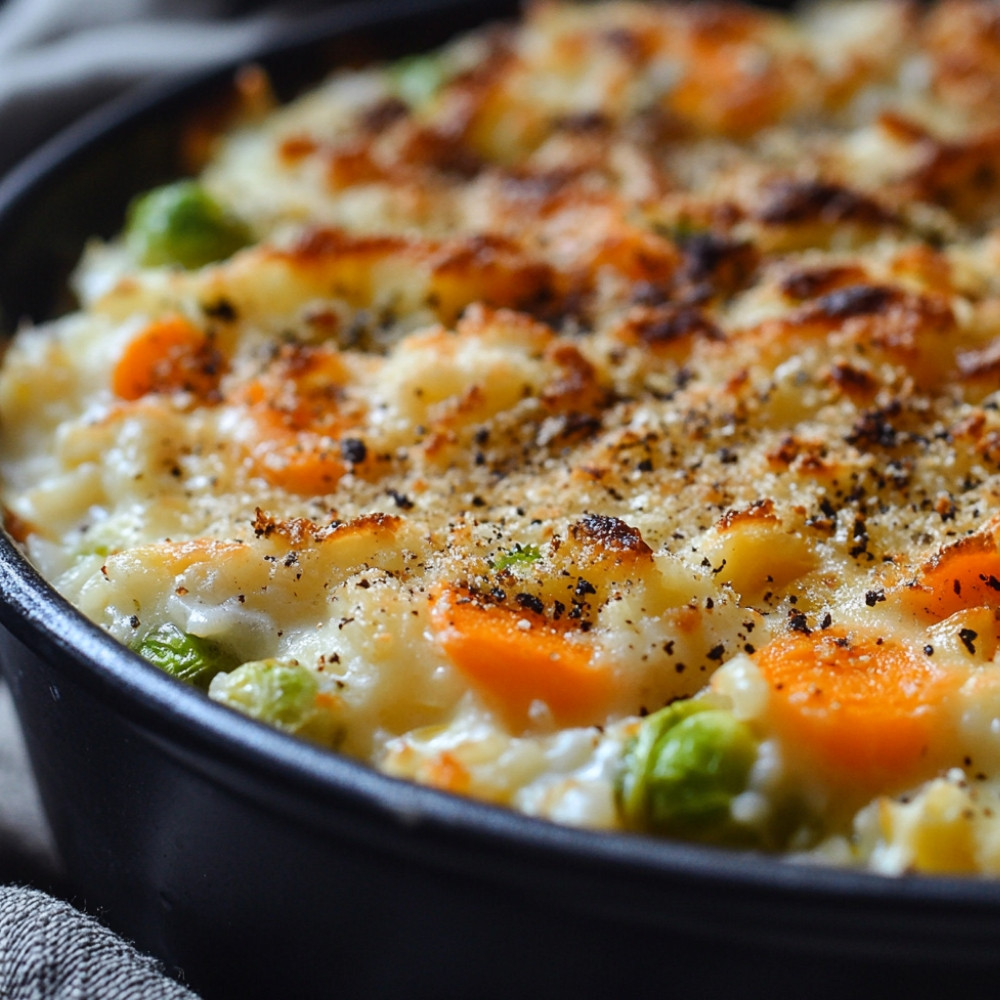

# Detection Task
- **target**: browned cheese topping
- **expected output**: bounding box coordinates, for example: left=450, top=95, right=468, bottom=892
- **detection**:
left=10, top=1, right=1000, bottom=870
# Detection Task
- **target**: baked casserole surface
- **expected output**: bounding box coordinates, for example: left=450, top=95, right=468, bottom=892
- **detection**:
left=7, top=0, right=1000, bottom=872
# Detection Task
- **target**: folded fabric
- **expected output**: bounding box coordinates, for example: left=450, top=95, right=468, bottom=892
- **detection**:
left=0, top=0, right=325, bottom=177
left=0, top=887, right=199, bottom=999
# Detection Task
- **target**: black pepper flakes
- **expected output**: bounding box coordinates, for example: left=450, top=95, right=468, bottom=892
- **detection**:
left=959, top=628, right=979, bottom=655
left=340, top=437, right=368, bottom=464
left=516, top=592, right=545, bottom=615
left=789, top=610, right=811, bottom=634
left=387, top=488, right=414, bottom=510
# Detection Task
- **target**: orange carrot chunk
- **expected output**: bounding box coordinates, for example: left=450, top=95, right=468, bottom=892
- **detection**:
left=235, top=349, right=355, bottom=496
left=429, top=586, right=612, bottom=730
left=898, top=534, right=1000, bottom=621
left=112, top=316, right=222, bottom=401
left=754, top=629, right=960, bottom=791
left=243, top=405, right=347, bottom=496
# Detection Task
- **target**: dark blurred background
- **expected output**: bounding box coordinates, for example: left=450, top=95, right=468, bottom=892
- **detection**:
left=0, top=0, right=338, bottom=179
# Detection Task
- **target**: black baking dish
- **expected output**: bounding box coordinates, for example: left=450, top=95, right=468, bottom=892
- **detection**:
left=2, top=2, right=1000, bottom=998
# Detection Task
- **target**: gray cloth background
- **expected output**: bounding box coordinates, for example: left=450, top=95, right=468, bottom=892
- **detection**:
left=0, top=887, right=199, bottom=999
left=0, top=1, right=331, bottom=995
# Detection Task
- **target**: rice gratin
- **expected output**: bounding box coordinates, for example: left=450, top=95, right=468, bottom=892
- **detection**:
left=6, top=0, right=1000, bottom=872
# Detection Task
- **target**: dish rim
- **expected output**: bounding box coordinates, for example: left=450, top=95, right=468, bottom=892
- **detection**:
left=1, top=0, right=1000, bottom=957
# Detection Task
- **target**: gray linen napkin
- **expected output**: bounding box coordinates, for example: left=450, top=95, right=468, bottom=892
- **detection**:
left=0, top=887, right=200, bottom=999
left=0, top=1, right=331, bottom=995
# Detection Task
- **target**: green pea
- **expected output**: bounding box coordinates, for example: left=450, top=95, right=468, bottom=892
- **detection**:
left=616, top=699, right=759, bottom=845
left=208, top=659, right=342, bottom=746
left=493, top=543, right=542, bottom=572
left=131, top=622, right=239, bottom=689
left=125, top=180, right=253, bottom=269
left=388, top=53, right=449, bottom=108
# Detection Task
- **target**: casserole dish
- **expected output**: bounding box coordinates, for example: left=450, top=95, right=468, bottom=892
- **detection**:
left=3, top=1, right=1000, bottom=996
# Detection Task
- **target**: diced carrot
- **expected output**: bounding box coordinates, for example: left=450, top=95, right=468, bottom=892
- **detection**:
left=421, top=751, right=472, bottom=795
left=112, top=316, right=223, bottom=401
left=314, top=692, right=343, bottom=712
left=429, top=585, right=612, bottom=730
left=753, top=629, right=962, bottom=790
left=898, top=534, right=1000, bottom=621
left=243, top=405, right=347, bottom=495
left=234, top=346, right=355, bottom=495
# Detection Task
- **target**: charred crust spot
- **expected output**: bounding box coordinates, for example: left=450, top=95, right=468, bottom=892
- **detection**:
left=430, top=234, right=562, bottom=316
left=813, top=284, right=898, bottom=321
left=958, top=340, right=1000, bottom=381
left=717, top=498, right=777, bottom=530
left=253, top=508, right=325, bottom=545
left=827, top=361, right=878, bottom=397
left=619, top=303, right=725, bottom=349
left=334, top=512, right=403, bottom=536
left=282, top=227, right=411, bottom=263
left=400, top=125, right=485, bottom=179
left=326, top=143, right=389, bottom=188
left=358, top=97, right=410, bottom=133
left=674, top=232, right=759, bottom=302
left=756, top=178, right=896, bottom=228
left=903, top=131, right=1000, bottom=221
left=570, top=512, right=653, bottom=556
left=779, top=264, right=868, bottom=301
left=252, top=509, right=401, bottom=547
left=541, top=343, right=607, bottom=412
left=846, top=405, right=901, bottom=450
left=766, top=437, right=829, bottom=475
